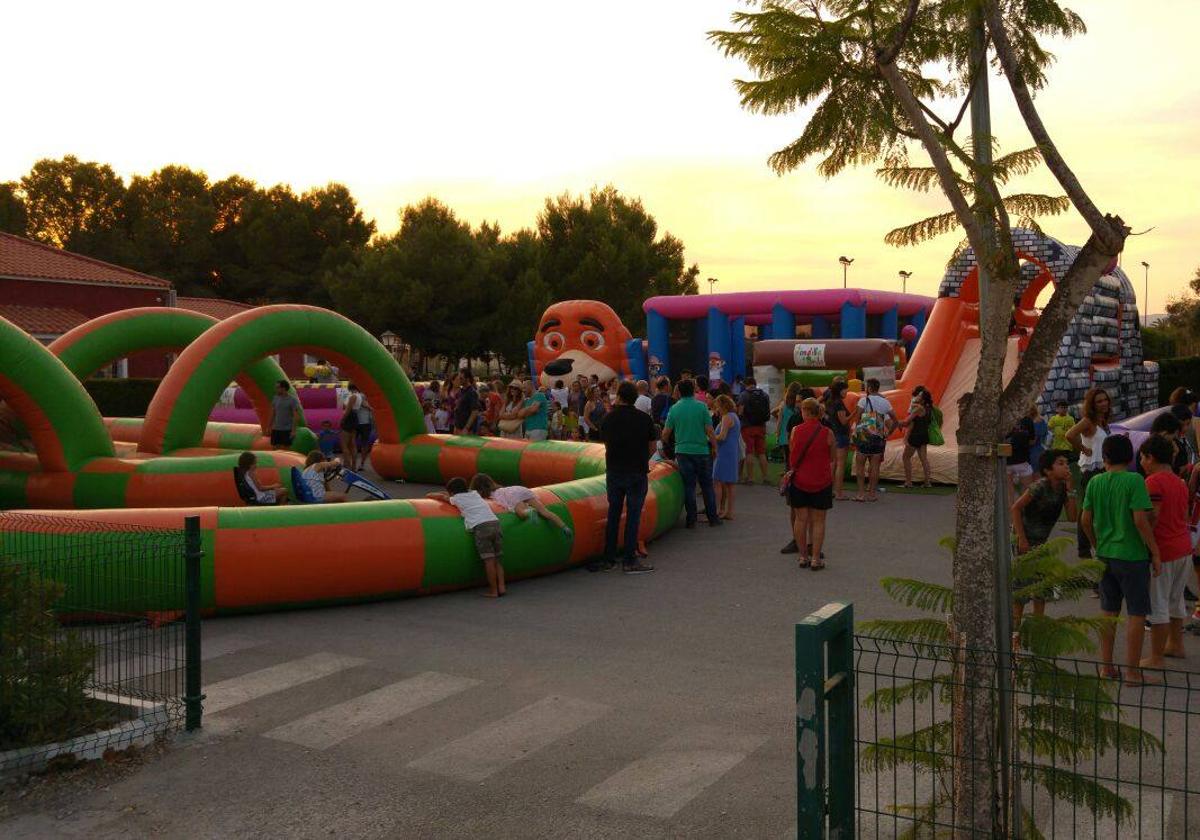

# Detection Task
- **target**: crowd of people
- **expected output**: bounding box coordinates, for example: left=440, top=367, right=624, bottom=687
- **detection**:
left=1008, top=385, right=1200, bottom=685
left=270, top=368, right=1200, bottom=665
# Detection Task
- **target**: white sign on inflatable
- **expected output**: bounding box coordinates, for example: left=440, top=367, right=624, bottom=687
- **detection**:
left=862, top=365, right=897, bottom=391
left=792, top=343, right=826, bottom=368
left=754, top=364, right=785, bottom=440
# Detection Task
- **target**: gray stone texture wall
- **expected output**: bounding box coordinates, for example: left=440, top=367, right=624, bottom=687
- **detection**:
left=937, top=228, right=1158, bottom=420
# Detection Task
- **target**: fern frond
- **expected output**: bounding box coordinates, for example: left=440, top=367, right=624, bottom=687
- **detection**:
left=1022, top=762, right=1135, bottom=824
left=857, top=617, right=950, bottom=645
left=885, top=210, right=961, bottom=248
left=1017, top=614, right=1105, bottom=657
left=1019, top=660, right=1120, bottom=715
left=861, top=721, right=955, bottom=774
left=1021, top=702, right=1163, bottom=758
left=880, top=578, right=955, bottom=613
left=862, top=674, right=951, bottom=712
left=876, top=163, right=967, bottom=194
left=990, top=146, right=1044, bottom=184
left=1002, top=193, right=1070, bottom=219
left=1020, top=807, right=1049, bottom=840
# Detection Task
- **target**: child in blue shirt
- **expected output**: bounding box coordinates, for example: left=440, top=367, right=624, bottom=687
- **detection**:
left=316, top=420, right=340, bottom=458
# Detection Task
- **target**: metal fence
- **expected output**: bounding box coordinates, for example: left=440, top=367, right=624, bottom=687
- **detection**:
left=0, top=512, right=202, bottom=777
left=797, top=603, right=1200, bottom=839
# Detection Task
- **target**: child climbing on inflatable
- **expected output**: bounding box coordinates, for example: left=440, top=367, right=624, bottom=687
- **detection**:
left=427, top=477, right=507, bottom=598
left=469, top=473, right=573, bottom=539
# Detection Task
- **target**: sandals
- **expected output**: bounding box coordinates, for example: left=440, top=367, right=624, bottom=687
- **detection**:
left=798, top=556, right=811, bottom=569
left=810, top=560, right=826, bottom=571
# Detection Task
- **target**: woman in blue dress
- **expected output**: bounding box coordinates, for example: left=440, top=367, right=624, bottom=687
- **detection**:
left=712, top=394, right=742, bottom=520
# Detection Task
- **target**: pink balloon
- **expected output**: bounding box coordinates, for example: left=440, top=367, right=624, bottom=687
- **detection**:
left=900, top=324, right=918, bottom=341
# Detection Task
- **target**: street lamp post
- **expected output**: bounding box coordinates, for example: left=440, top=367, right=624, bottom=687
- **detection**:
left=838, top=256, right=854, bottom=289
left=898, top=270, right=912, bottom=294
left=707, top=277, right=718, bottom=294
left=1140, top=261, right=1150, bottom=327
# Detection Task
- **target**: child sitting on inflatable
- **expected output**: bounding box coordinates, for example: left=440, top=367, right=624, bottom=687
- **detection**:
left=427, top=477, right=507, bottom=598
left=234, top=451, right=289, bottom=505
left=469, top=474, right=573, bottom=539
left=300, top=451, right=349, bottom=503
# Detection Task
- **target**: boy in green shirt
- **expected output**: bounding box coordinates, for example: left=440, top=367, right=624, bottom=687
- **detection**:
left=1047, top=400, right=1074, bottom=456
left=1081, top=434, right=1160, bottom=685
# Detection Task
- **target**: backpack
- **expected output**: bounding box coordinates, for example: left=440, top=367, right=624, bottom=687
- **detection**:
left=852, top=395, right=886, bottom=448
left=742, top=388, right=770, bottom=426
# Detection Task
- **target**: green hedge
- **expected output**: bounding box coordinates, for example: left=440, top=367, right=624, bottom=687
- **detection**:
left=83, top=378, right=162, bottom=417
left=1156, top=357, right=1200, bottom=405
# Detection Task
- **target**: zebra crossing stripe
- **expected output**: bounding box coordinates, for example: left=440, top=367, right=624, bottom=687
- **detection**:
left=408, top=694, right=609, bottom=782
left=204, top=652, right=365, bottom=714
left=95, top=633, right=263, bottom=682
left=576, top=727, right=767, bottom=818
left=263, top=672, right=481, bottom=750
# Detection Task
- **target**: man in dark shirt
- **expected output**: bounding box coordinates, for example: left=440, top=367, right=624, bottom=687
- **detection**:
left=595, top=381, right=658, bottom=574
left=453, top=371, right=480, bottom=435
left=650, top=377, right=673, bottom=425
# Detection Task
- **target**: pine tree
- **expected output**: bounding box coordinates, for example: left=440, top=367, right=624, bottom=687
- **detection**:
left=857, top=537, right=1162, bottom=837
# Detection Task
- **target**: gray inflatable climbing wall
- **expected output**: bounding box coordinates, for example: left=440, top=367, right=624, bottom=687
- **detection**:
left=937, top=228, right=1159, bottom=420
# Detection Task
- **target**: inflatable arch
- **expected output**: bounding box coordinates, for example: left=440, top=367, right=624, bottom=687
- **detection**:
left=138, top=305, right=424, bottom=461
left=46, top=307, right=316, bottom=454
left=0, top=314, right=300, bottom=510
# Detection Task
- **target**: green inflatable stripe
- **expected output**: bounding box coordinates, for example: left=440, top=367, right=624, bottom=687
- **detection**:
left=216, top=499, right=420, bottom=529
left=0, top=317, right=114, bottom=470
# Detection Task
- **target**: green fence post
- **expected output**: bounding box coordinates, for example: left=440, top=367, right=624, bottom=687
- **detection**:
left=825, top=603, right=855, bottom=838
left=184, top=515, right=203, bottom=731
left=796, top=601, right=855, bottom=839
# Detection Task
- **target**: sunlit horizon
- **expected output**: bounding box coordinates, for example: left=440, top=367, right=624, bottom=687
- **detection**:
left=5, top=0, right=1197, bottom=314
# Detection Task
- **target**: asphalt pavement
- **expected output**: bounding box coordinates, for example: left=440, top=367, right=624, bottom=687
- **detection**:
left=2, top=477, right=1196, bottom=838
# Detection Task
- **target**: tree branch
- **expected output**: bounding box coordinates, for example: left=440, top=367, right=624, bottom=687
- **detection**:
left=874, top=61, right=987, bottom=260
left=876, top=0, right=921, bottom=66
left=997, top=220, right=1128, bottom=429
left=983, top=0, right=1119, bottom=249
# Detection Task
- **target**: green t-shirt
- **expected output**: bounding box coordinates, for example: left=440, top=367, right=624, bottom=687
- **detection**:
left=1082, top=470, right=1153, bottom=562
left=665, top=397, right=712, bottom=456
left=1048, top=414, right=1073, bottom=451
left=522, top=392, right=549, bottom=431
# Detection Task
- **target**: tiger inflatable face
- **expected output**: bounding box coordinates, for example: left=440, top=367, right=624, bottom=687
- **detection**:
left=534, top=300, right=633, bottom=387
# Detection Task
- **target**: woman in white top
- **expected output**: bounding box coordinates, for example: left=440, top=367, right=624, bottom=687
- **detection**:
left=1065, top=387, right=1111, bottom=558
left=301, top=451, right=348, bottom=503
left=498, top=383, right=526, bottom=439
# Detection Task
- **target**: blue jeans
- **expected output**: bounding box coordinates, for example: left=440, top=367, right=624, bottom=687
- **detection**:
left=605, top=472, right=649, bottom=563
left=675, top=453, right=719, bottom=525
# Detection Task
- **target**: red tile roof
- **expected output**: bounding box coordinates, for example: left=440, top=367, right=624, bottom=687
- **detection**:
left=175, top=296, right=254, bottom=320
left=0, top=232, right=171, bottom=289
left=0, top=303, right=90, bottom=336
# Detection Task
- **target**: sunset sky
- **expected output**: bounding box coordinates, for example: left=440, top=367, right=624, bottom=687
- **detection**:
left=6, top=0, right=1197, bottom=313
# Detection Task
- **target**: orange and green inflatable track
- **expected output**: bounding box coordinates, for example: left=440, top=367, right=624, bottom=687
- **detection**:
left=0, top=305, right=684, bottom=613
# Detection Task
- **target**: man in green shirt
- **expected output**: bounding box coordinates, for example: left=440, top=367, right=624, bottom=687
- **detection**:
left=1081, top=434, right=1160, bottom=686
left=519, top=379, right=550, bottom=442
left=663, top=379, right=721, bottom=528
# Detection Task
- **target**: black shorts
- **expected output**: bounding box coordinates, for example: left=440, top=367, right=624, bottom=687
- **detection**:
left=1098, top=558, right=1151, bottom=617
left=270, top=429, right=293, bottom=446
left=856, top=438, right=885, bottom=457
left=788, top=484, right=833, bottom=510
